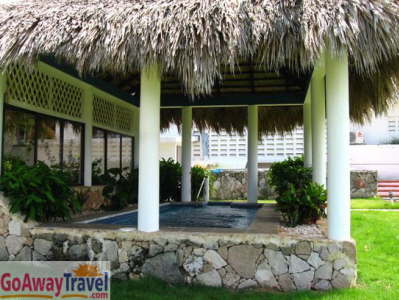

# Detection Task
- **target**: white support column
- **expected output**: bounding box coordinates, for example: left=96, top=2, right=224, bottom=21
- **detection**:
left=303, top=90, right=312, bottom=168
left=326, top=49, right=351, bottom=241
left=83, top=88, right=93, bottom=186
left=0, top=72, right=6, bottom=174
left=138, top=64, right=161, bottom=232
left=203, top=176, right=210, bottom=202
left=311, top=73, right=327, bottom=186
left=133, top=109, right=140, bottom=169
left=247, top=105, right=258, bottom=203
left=181, top=106, right=192, bottom=202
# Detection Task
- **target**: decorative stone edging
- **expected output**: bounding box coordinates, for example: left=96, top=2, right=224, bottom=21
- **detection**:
left=27, top=228, right=356, bottom=291
left=0, top=193, right=357, bottom=292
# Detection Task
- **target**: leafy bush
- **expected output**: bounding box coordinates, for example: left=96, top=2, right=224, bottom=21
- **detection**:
left=277, top=182, right=327, bottom=227
left=160, top=158, right=182, bottom=202
left=0, top=159, right=80, bottom=222
left=92, top=159, right=105, bottom=185
left=102, top=159, right=211, bottom=209
left=268, top=156, right=312, bottom=196
left=102, top=168, right=138, bottom=210
left=268, top=156, right=326, bottom=227
left=191, top=165, right=212, bottom=201
left=51, top=161, right=80, bottom=185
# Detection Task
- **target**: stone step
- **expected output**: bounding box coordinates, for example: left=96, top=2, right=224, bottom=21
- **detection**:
left=378, top=180, right=399, bottom=184
left=378, top=183, right=399, bottom=188
left=377, top=181, right=399, bottom=198
left=378, top=180, right=399, bottom=183
left=378, top=187, right=399, bottom=191
left=378, top=192, right=399, bottom=197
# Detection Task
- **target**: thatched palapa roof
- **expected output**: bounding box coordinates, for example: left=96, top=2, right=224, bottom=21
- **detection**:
left=0, top=0, right=398, bottom=134
left=161, top=106, right=303, bottom=136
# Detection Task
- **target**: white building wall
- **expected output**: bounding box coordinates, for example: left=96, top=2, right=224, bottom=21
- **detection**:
left=205, top=127, right=304, bottom=169
left=160, top=101, right=399, bottom=178
left=351, top=102, right=399, bottom=145
left=350, top=145, right=399, bottom=179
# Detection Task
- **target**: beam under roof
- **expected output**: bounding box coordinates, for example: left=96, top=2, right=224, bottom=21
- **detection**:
left=42, top=56, right=309, bottom=108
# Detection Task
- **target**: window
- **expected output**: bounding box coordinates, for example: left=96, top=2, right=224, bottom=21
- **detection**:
left=37, top=118, right=61, bottom=167
left=62, top=121, right=83, bottom=184
left=107, top=132, right=120, bottom=170
left=121, top=136, right=133, bottom=171
left=92, top=128, right=106, bottom=178
left=3, top=105, right=84, bottom=184
left=3, top=108, right=35, bottom=165
left=92, top=128, right=133, bottom=181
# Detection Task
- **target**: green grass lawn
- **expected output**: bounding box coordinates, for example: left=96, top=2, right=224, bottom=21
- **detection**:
left=112, top=211, right=399, bottom=299
left=212, top=198, right=399, bottom=209
left=351, top=198, right=399, bottom=209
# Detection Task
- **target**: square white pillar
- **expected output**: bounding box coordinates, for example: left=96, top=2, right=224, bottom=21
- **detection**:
left=326, top=50, right=351, bottom=241
left=133, top=109, right=140, bottom=169
left=247, top=105, right=258, bottom=203
left=311, top=73, right=327, bottom=186
left=138, top=65, right=161, bottom=232
left=181, top=106, right=192, bottom=202
left=303, top=91, right=312, bottom=168
left=83, top=88, right=93, bottom=186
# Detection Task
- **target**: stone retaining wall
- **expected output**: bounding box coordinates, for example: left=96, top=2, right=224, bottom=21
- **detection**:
left=25, top=228, right=356, bottom=291
left=211, top=170, right=377, bottom=200
left=0, top=193, right=357, bottom=292
left=350, top=171, right=378, bottom=198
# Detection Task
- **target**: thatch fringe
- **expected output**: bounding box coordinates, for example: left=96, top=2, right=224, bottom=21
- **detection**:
left=161, top=106, right=303, bottom=136
left=0, top=0, right=398, bottom=126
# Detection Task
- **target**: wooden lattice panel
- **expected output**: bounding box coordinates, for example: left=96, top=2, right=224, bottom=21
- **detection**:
left=6, top=65, right=51, bottom=110
left=52, top=77, right=83, bottom=118
left=115, top=105, right=133, bottom=132
left=6, top=64, right=135, bottom=136
left=93, top=95, right=116, bottom=128
left=5, top=65, right=83, bottom=121
left=93, top=95, right=134, bottom=135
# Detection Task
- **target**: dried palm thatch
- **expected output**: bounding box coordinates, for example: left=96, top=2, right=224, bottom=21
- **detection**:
left=161, top=106, right=302, bottom=136
left=0, top=0, right=398, bottom=130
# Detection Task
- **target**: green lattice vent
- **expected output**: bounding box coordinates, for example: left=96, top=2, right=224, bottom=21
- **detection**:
left=5, top=65, right=83, bottom=120
left=93, top=95, right=134, bottom=134
left=52, top=77, right=82, bottom=118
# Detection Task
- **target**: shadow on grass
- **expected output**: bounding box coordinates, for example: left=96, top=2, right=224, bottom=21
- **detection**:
left=111, top=212, right=399, bottom=300
left=111, top=276, right=364, bottom=300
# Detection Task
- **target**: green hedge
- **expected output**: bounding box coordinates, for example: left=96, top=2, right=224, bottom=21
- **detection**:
left=102, top=159, right=211, bottom=209
left=268, top=156, right=327, bottom=227
left=0, top=158, right=81, bottom=222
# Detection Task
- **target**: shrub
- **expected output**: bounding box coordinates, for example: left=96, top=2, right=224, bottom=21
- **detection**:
left=102, top=158, right=183, bottom=209
left=0, top=159, right=80, bottom=222
left=268, top=156, right=312, bottom=196
left=102, top=168, right=138, bottom=210
left=51, top=161, right=80, bottom=185
left=92, top=159, right=105, bottom=185
left=160, top=158, right=182, bottom=202
left=268, top=156, right=326, bottom=227
left=102, top=159, right=212, bottom=208
left=191, top=165, right=212, bottom=201
left=277, top=182, right=327, bottom=227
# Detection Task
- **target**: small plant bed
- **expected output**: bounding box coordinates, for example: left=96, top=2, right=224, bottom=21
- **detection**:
left=279, top=222, right=326, bottom=238
left=0, top=157, right=81, bottom=222
left=67, top=203, right=138, bottom=224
